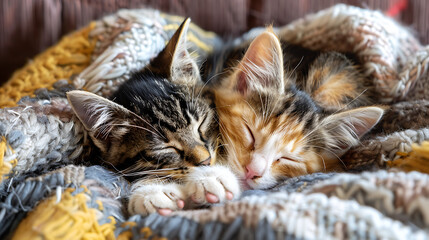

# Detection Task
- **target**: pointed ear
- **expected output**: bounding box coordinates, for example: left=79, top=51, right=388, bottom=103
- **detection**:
left=234, top=31, right=284, bottom=95
left=67, top=90, right=137, bottom=149
left=321, top=106, right=384, bottom=157
left=149, top=18, right=200, bottom=85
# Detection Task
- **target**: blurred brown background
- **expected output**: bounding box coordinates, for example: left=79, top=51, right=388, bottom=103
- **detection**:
left=0, top=0, right=426, bottom=84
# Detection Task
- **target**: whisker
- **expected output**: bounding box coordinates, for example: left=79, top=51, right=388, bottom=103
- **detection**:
left=330, top=88, right=368, bottom=114
left=196, top=69, right=229, bottom=101
left=286, top=56, right=304, bottom=82
left=243, top=100, right=258, bottom=119
left=126, top=109, right=167, bottom=140
left=311, top=151, right=327, bottom=172
left=309, top=145, right=347, bottom=169
left=109, top=123, right=162, bottom=139
left=219, top=123, right=242, bottom=171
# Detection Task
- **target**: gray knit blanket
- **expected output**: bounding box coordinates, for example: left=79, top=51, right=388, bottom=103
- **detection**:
left=1, top=5, right=429, bottom=239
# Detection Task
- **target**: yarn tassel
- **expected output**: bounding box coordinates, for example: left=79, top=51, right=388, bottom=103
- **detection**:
left=389, top=141, right=429, bottom=173
left=12, top=188, right=116, bottom=240
left=0, top=136, right=17, bottom=182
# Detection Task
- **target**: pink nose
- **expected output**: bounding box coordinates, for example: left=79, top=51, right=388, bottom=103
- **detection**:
left=245, top=165, right=262, bottom=180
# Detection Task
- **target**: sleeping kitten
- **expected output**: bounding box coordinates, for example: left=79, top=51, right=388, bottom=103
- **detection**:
left=67, top=19, right=240, bottom=216
left=204, top=29, right=384, bottom=190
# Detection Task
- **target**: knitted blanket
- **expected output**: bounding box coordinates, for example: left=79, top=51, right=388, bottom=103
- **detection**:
left=1, top=5, right=429, bottom=239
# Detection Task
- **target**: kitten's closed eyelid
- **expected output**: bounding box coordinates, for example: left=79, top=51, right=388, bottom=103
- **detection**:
left=153, top=146, right=182, bottom=152
left=276, top=156, right=299, bottom=163
left=158, top=141, right=184, bottom=153
left=164, top=146, right=185, bottom=156
left=198, top=128, right=207, bottom=142
left=197, top=114, right=209, bottom=142
left=244, top=124, right=255, bottom=150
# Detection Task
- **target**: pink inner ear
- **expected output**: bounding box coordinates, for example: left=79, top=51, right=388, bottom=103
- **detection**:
left=337, top=142, right=349, bottom=150
left=352, top=117, right=379, bottom=139
left=354, top=123, right=371, bottom=139
left=335, top=120, right=372, bottom=150
left=237, top=71, right=248, bottom=95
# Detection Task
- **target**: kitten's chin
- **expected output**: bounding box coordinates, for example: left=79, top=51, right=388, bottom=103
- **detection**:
left=240, top=179, right=252, bottom=190
left=242, top=178, right=277, bottom=190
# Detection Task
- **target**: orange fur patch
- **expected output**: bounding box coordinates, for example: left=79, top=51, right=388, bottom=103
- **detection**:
left=312, top=72, right=358, bottom=108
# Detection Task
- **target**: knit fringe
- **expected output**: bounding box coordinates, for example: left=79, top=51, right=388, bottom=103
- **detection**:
left=390, top=141, right=429, bottom=173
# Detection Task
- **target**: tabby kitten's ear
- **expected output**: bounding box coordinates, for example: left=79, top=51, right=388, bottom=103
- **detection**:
left=67, top=90, right=139, bottom=151
left=148, top=18, right=200, bottom=85
left=232, top=30, right=285, bottom=95
left=321, top=106, right=384, bottom=158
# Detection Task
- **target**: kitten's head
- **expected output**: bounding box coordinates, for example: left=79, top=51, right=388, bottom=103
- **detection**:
left=67, top=19, right=217, bottom=179
left=214, top=30, right=384, bottom=189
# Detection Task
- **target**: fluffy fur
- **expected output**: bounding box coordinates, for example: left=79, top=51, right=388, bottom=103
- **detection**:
left=68, top=19, right=240, bottom=216
left=204, top=30, right=384, bottom=190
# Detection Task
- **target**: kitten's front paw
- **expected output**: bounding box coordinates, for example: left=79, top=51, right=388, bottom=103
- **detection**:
left=185, top=166, right=241, bottom=205
left=128, top=183, right=185, bottom=216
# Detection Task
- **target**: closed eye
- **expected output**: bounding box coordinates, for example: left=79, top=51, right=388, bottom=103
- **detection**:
left=198, top=114, right=209, bottom=143
left=155, top=146, right=184, bottom=155
left=164, top=146, right=185, bottom=156
left=198, top=127, right=206, bottom=143
left=244, top=124, right=255, bottom=150
left=276, top=156, right=299, bottom=163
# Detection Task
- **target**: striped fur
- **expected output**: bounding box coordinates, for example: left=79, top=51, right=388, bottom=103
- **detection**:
left=205, top=30, right=384, bottom=190
left=68, top=19, right=241, bottom=216
left=68, top=19, right=217, bottom=179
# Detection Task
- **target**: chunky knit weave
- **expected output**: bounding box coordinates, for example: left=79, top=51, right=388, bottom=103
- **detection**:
left=1, top=5, right=429, bottom=239
left=0, top=24, right=96, bottom=108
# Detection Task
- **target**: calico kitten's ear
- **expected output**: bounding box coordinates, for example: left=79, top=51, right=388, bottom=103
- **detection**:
left=233, top=30, right=285, bottom=95
left=321, top=106, right=384, bottom=158
left=149, top=18, right=200, bottom=85
left=67, top=90, right=137, bottom=149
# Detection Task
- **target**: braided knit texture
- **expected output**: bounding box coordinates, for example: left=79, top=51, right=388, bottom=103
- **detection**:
left=1, top=4, right=429, bottom=239
left=0, top=24, right=96, bottom=108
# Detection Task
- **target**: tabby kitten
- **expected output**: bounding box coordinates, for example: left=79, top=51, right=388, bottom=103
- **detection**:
left=205, top=29, right=384, bottom=190
left=67, top=19, right=240, bottom=216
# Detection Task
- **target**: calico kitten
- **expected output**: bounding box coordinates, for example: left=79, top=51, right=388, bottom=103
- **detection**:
left=205, top=29, right=384, bottom=190
left=67, top=19, right=240, bottom=216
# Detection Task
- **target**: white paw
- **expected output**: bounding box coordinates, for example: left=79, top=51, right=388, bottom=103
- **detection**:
left=185, top=166, right=241, bottom=205
left=128, top=182, right=185, bottom=216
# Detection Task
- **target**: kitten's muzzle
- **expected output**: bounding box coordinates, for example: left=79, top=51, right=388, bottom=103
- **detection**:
left=187, top=145, right=212, bottom=166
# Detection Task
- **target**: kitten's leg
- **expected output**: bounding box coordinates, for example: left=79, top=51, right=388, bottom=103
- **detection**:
left=128, top=180, right=186, bottom=216
left=185, top=165, right=241, bottom=205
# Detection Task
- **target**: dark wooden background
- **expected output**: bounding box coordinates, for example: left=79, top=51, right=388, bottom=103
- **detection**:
left=0, top=0, right=425, bottom=84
